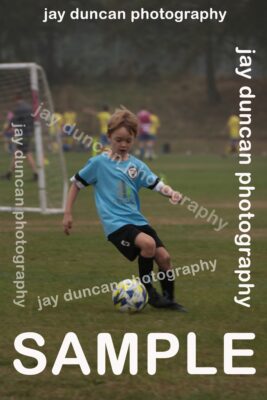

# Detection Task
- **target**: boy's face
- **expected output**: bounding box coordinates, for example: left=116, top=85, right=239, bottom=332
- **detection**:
left=108, top=127, right=135, bottom=158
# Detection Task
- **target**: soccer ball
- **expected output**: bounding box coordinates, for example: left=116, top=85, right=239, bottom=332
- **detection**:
left=112, top=279, right=148, bottom=313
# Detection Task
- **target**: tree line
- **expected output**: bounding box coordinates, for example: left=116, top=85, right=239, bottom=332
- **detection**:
left=0, top=0, right=266, bottom=103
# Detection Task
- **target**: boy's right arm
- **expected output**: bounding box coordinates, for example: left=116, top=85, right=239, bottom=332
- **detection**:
left=63, top=182, right=80, bottom=235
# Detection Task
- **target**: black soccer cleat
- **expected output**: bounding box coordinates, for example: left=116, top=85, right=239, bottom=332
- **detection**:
left=165, top=301, right=188, bottom=313
left=161, top=290, right=188, bottom=312
left=1, top=171, right=12, bottom=180
left=33, top=172, right=38, bottom=181
left=148, top=288, right=172, bottom=308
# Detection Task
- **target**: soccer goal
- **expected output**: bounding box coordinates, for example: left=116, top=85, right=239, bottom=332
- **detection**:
left=0, top=63, right=68, bottom=214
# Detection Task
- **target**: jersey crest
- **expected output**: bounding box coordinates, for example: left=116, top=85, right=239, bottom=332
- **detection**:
left=127, top=166, right=138, bottom=179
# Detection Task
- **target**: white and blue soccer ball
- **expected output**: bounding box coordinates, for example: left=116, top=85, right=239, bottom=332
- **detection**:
left=112, top=279, right=148, bottom=313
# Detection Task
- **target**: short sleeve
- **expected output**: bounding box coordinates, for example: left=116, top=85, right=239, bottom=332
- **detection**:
left=71, top=157, right=98, bottom=189
left=136, top=162, right=159, bottom=190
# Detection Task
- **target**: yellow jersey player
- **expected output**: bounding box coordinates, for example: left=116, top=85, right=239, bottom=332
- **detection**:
left=49, top=111, right=63, bottom=153
left=226, top=114, right=240, bottom=154
left=148, top=112, right=160, bottom=159
left=97, top=106, right=111, bottom=146
left=83, top=105, right=111, bottom=147
left=62, top=110, right=77, bottom=151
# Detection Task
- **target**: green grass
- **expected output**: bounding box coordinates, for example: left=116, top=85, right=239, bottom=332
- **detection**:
left=0, top=153, right=266, bottom=400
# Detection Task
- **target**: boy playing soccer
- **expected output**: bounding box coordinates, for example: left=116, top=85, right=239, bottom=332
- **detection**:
left=63, top=108, right=186, bottom=312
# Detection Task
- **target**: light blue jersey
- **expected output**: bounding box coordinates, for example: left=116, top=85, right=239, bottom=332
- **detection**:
left=71, top=153, right=159, bottom=236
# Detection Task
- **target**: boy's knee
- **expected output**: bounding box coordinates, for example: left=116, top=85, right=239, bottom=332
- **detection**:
left=163, top=254, right=171, bottom=266
left=156, top=250, right=171, bottom=269
left=141, top=237, right=156, bottom=257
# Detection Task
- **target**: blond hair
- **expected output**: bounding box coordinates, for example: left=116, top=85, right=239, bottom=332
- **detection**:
left=107, top=107, right=139, bottom=137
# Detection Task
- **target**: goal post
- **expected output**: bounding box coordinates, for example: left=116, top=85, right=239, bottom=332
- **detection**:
left=0, top=63, right=68, bottom=214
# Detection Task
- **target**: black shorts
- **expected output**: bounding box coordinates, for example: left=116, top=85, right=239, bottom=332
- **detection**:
left=16, top=140, right=31, bottom=154
left=108, top=224, right=164, bottom=261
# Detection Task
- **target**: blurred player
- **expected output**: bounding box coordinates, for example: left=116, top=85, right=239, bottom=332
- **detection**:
left=225, top=114, right=240, bottom=155
left=137, top=108, right=151, bottom=159
left=63, top=107, right=186, bottom=312
left=83, top=105, right=111, bottom=147
left=1, top=111, right=15, bottom=154
left=147, top=111, right=160, bottom=160
left=49, top=110, right=63, bottom=153
left=62, top=109, right=77, bottom=151
left=97, top=105, right=111, bottom=147
left=1, top=92, right=38, bottom=180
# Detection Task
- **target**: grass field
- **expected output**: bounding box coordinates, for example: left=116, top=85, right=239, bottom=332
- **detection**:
left=0, top=152, right=266, bottom=400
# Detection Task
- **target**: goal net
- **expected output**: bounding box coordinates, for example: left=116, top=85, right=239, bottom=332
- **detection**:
left=0, top=63, right=68, bottom=214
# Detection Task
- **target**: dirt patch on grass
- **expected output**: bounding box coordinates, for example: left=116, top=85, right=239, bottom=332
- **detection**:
left=204, top=200, right=266, bottom=209
left=0, top=217, right=209, bottom=233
